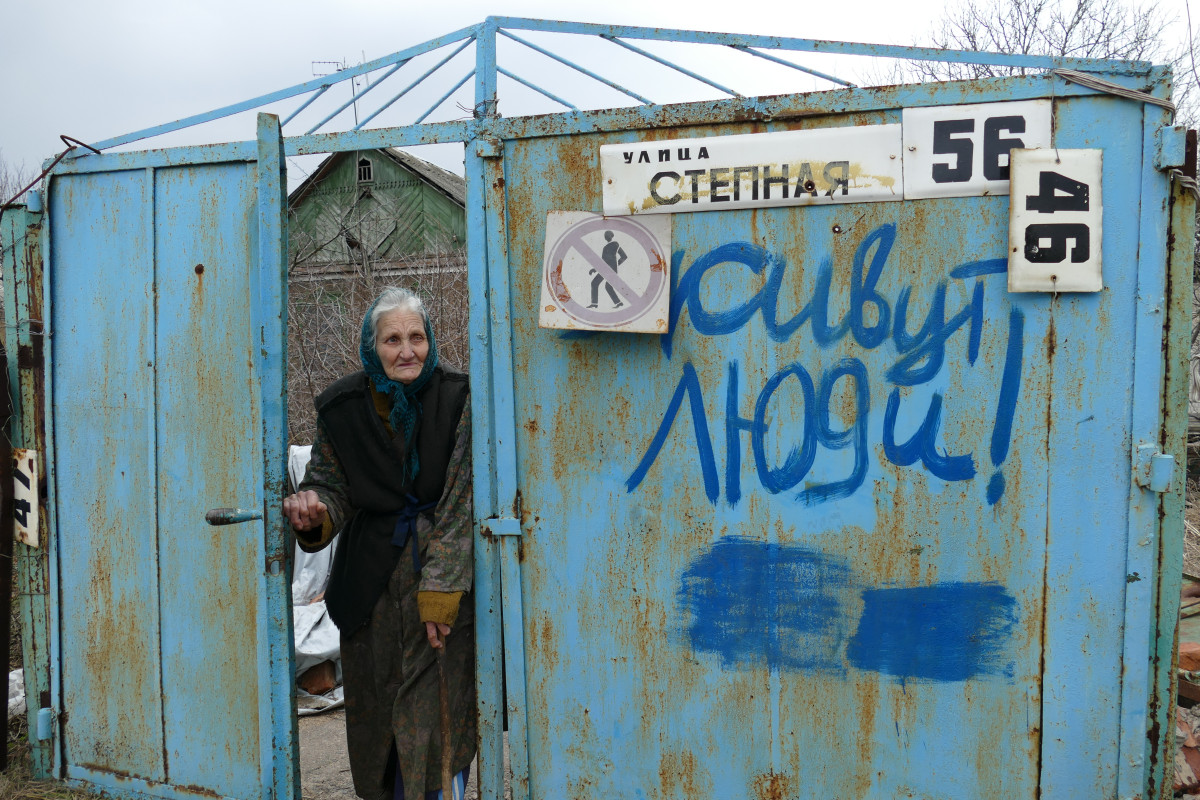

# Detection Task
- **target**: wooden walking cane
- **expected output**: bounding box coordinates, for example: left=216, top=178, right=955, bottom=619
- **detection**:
left=438, top=637, right=454, bottom=800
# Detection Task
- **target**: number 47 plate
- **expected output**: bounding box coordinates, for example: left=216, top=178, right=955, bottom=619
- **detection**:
left=13, top=449, right=38, bottom=548
left=1008, top=148, right=1103, bottom=292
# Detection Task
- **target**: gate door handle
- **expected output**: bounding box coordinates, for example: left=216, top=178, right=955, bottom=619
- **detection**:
left=205, top=507, right=263, bottom=525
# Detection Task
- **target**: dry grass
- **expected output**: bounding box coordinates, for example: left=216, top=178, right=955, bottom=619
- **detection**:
left=0, top=720, right=88, bottom=800
left=1188, top=478, right=1200, bottom=576
left=0, top=593, right=88, bottom=799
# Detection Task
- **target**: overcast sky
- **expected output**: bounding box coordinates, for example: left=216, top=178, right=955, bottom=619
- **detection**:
left=2, top=0, right=1196, bottom=185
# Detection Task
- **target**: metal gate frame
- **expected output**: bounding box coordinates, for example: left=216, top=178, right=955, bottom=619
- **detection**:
left=13, top=17, right=1194, bottom=799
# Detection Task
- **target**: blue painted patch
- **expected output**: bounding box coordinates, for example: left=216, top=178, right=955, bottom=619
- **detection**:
left=846, top=582, right=1017, bottom=682
left=677, top=536, right=854, bottom=673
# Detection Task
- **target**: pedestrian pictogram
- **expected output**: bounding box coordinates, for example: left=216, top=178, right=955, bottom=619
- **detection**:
left=539, top=211, right=672, bottom=333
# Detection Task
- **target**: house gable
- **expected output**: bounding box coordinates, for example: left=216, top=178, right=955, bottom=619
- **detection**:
left=288, top=149, right=466, bottom=268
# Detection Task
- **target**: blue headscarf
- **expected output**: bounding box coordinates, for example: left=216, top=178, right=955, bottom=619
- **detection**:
left=359, top=291, right=438, bottom=480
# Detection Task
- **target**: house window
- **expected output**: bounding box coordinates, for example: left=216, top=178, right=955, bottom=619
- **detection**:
left=357, top=158, right=373, bottom=183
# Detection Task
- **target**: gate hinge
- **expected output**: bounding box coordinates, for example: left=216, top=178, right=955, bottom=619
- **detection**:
left=1134, top=444, right=1175, bottom=493
left=481, top=517, right=521, bottom=537
left=1156, top=126, right=1187, bottom=170
left=35, top=707, right=53, bottom=741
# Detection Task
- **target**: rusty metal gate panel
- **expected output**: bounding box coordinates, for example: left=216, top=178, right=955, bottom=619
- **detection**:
left=43, top=116, right=295, bottom=799
left=484, top=85, right=1184, bottom=797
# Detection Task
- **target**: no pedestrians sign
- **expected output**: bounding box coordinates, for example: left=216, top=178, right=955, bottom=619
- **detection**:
left=538, top=211, right=671, bottom=333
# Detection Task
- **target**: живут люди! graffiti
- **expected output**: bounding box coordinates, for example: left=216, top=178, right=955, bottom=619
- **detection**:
left=625, top=223, right=1023, bottom=508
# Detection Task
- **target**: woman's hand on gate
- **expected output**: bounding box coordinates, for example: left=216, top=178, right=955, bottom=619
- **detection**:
left=283, top=490, right=328, bottom=531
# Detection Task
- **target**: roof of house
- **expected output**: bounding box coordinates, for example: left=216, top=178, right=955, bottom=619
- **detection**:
left=287, top=147, right=465, bottom=208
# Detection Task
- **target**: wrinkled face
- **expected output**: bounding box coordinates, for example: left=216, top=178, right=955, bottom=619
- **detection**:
left=375, top=309, right=429, bottom=384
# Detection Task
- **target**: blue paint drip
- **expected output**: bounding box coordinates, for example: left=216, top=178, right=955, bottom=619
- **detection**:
left=678, top=537, right=853, bottom=673
left=986, top=471, right=1006, bottom=505
left=847, top=582, right=1017, bottom=682
left=987, top=308, right=1025, bottom=505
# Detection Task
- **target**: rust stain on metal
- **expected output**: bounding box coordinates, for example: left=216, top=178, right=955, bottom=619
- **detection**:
left=530, top=613, right=558, bottom=674
left=16, top=344, right=36, bottom=370
left=750, top=770, right=796, bottom=800
left=549, top=134, right=595, bottom=185
left=648, top=249, right=665, bottom=273
left=550, top=260, right=571, bottom=304
left=847, top=162, right=897, bottom=195
left=658, top=750, right=706, bottom=798
left=852, top=677, right=881, bottom=796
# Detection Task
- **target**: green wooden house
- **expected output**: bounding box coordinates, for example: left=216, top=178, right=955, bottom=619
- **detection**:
left=287, top=147, right=466, bottom=278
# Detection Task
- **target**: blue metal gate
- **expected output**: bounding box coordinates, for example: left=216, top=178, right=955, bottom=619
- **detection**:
left=43, top=115, right=295, bottom=799
left=18, top=18, right=1196, bottom=800
left=488, top=94, right=1154, bottom=797
left=460, top=36, right=1191, bottom=800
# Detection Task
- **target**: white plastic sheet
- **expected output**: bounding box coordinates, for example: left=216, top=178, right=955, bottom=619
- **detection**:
left=8, top=668, right=24, bottom=717
left=290, top=444, right=344, bottom=715
left=293, top=602, right=341, bottom=677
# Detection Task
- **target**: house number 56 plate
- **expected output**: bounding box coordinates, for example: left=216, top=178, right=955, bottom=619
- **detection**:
left=1008, top=148, right=1103, bottom=292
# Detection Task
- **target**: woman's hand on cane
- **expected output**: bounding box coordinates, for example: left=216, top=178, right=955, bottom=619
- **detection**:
left=426, top=621, right=451, bottom=649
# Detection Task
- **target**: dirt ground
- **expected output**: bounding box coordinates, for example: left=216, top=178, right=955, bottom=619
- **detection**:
left=298, top=710, right=358, bottom=800
left=298, top=710, right=502, bottom=800
left=0, top=709, right=499, bottom=800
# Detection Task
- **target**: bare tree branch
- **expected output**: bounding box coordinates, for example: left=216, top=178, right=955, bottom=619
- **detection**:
left=870, top=0, right=1198, bottom=125
left=0, top=151, right=34, bottom=207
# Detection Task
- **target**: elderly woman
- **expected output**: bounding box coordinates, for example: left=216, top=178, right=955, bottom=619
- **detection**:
left=283, top=286, right=475, bottom=800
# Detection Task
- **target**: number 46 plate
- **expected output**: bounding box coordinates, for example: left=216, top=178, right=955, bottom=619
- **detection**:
left=1008, top=148, right=1103, bottom=292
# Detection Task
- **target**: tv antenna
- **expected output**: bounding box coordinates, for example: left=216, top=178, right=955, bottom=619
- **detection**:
left=311, top=57, right=372, bottom=126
